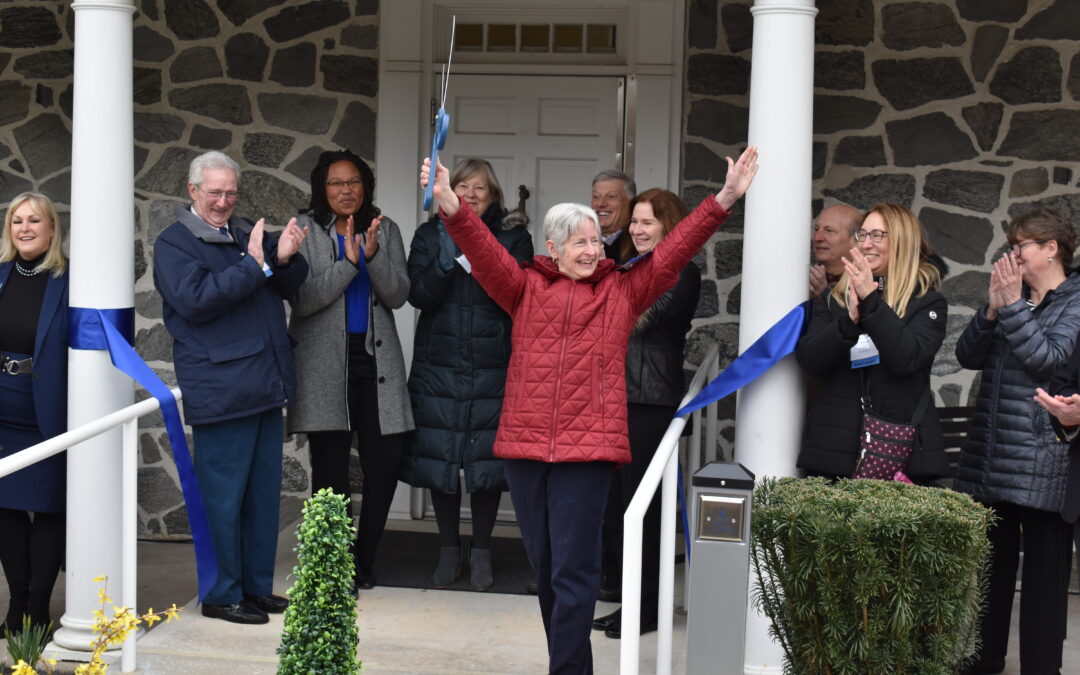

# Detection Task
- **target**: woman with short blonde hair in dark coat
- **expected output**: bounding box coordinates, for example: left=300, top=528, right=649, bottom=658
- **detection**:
left=404, top=158, right=533, bottom=590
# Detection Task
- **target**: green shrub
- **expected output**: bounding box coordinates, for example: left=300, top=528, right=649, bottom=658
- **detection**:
left=277, top=488, right=360, bottom=675
left=750, top=478, right=993, bottom=675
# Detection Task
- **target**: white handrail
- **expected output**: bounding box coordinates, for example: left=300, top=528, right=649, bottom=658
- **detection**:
left=0, top=387, right=182, bottom=673
left=620, top=343, right=721, bottom=674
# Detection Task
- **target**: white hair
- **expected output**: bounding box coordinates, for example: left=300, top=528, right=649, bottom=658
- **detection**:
left=543, top=203, right=600, bottom=255
left=188, top=151, right=241, bottom=185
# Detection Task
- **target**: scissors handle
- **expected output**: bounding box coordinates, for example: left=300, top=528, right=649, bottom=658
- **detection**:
left=423, top=108, right=451, bottom=210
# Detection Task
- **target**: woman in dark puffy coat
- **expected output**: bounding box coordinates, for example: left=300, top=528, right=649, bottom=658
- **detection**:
left=404, top=158, right=533, bottom=590
left=955, top=208, right=1080, bottom=675
left=591, top=189, right=700, bottom=640
left=796, top=203, right=949, bottom=480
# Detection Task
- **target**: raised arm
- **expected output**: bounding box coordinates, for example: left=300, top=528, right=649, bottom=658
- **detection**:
left=627, top=146, right=758, bottom=313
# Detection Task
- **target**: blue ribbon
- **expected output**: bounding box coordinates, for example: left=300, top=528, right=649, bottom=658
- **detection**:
left=677, top=301, right=811, bottom=417
left=69, top=307, right=217, bottom=602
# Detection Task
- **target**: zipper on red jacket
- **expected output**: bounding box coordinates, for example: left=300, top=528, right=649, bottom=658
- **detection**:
left=549, top=283, right=575, bottom=461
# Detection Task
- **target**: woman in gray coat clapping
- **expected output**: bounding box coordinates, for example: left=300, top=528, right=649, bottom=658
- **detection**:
left=287, top=149, right=414, bottom=592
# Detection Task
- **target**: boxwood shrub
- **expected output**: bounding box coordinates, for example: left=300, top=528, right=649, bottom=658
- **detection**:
left=751, top=478, right=993, bottom=675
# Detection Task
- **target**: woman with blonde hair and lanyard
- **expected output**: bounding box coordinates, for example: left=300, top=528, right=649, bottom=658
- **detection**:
left=796, top=203, right=949, bottom=482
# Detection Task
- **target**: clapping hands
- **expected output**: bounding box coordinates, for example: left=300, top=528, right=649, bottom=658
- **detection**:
left=246, top=218, right=309, bottom=267
left=275, top=217, right=309, bottom=265
left=986, top=251, right=1022, bottom=320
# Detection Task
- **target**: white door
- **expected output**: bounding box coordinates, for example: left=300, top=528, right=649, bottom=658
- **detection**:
left=416, top=72, right=623, bottom=523
left=440, top=73, right=623, bottom=253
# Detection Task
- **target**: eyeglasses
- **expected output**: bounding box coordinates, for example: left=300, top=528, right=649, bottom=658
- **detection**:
left=1011, top=240, right=1046, bottom=255
left=195, top=185, right=239, bottom=202
left=326, top=179, right=364, bottom=190
left=454, top=183, right=490, bottom=194
left=854, top=229, right=888, bottom=243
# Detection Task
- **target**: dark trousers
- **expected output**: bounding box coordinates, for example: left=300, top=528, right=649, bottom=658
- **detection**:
left=505, top=459, right=612, bottom=675
left=603, top=403, right=674, bottom=623
left=192, top=408, right=283, bottom=605
left=0, top=508, right=64, bottom=629
left=308, top=337, right=405, bottom=578
left=429, top=488, right=502, bottom=548
left=973, top=501, right=1073, bottom=675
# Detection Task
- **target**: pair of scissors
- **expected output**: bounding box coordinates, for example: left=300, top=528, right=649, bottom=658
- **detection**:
left=423, top=16, right=457, bottom=210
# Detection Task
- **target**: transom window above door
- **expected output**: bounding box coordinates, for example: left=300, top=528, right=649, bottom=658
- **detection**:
left=433, top=5, right=628, bottom=65
left=455, top=22, right=617, bottom=55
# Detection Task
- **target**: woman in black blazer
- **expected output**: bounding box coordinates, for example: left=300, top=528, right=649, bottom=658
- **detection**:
left=0, top=192, right=69, bottom=635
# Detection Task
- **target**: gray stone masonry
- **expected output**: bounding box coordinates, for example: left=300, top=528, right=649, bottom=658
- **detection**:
left=1, top=0, right=1078, bottom=533
left=684, top=0, right=1080, bottom=459
left=0, top=0, right=377, bottom=537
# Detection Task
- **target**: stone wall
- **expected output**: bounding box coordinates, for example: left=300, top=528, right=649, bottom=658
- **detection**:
left=0, top=0, right=379, bottom=537
left=682, top=0, right=1080, bottom=455
left=4, top=0, right=1078, bottom=537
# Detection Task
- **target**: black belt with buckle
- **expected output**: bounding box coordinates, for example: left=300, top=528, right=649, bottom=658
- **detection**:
left=0, top=355, right=32, bottom=375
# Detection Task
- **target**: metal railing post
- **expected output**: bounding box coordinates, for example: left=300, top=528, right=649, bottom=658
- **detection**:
left=1, top=388, right=181, bottom=671
left=619, top=343, right=719, bottom=674
left=121, top=418, right=138, bottom=672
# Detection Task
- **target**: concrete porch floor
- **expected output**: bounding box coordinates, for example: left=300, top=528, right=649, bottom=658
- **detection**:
left=3, top=518, right=1078, bottom=673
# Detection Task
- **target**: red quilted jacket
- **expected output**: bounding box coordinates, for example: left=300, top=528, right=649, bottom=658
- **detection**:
left=442, top=197, right=730, bottom=464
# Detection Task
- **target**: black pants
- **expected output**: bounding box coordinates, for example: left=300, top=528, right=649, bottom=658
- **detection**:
left=429, top=488, right=502, bottom=548
left=505, top=459, right=612, bottom=675
left=600, top=403, right=673, bottom=623
left=973, top=501, right=1072, bottom=675
left=0, top=508, right=64, bottom=630
left=308, top=336, right=405, bottom=578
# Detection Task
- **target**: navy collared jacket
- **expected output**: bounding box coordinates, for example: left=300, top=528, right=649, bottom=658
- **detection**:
left=0, top=262, right=68, bottom=438
left=152, top=207, right=308, bottom=425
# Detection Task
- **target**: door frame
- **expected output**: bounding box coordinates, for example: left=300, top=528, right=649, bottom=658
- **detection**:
left=376, top=0, right=687, bottom=520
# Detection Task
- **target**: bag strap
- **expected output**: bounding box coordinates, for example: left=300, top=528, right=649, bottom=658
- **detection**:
left=859, top=368, right=933, bottom=427
left=858, top=368, right=872, bottom=413
left=909, top=387, right=932, bottom=427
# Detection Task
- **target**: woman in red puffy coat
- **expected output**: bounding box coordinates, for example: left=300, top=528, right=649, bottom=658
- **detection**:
left=421, top=148, right=758, bottom=674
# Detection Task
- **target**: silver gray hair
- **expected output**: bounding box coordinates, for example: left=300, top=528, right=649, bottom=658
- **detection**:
left=544, top=203, right=600, bottom=255
left=591, top=169, right=636, bottom=200
left=188, top=151, right=241, bottom=186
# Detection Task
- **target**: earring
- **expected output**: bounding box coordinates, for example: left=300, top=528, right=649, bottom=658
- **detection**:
left=1049, top=257, right=1054, bottom=263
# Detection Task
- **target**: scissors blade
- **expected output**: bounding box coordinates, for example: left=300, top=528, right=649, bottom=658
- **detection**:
left=441, top=15, right=456, bottom=109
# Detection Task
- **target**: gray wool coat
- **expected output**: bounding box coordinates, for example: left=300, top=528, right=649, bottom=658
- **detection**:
left=286, top=211, right=414, bottom=436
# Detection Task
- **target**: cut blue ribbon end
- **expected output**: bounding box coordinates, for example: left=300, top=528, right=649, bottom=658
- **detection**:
left=676, top=301, right=811, bottom=418
left=69, top=307, right=218, bottom=603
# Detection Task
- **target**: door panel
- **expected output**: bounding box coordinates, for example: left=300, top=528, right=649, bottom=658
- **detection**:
left=442, top=73, right=622, bottom=253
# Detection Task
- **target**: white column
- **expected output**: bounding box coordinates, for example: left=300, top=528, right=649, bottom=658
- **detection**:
left=53, top=0, right=136, bottom=652
left=377, top=0, right=424, bottom=519
left=735, top=1, right=817, bottom=673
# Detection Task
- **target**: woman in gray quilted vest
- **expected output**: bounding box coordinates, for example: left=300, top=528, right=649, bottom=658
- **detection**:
left=954, top=208, right=1080, bottom=675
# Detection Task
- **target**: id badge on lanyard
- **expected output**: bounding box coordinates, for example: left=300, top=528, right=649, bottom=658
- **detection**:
left=851, top=333, right=880, bottom=369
